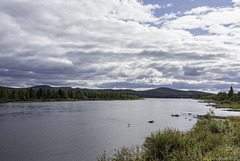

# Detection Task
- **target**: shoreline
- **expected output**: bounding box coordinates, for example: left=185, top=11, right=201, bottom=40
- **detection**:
left=0, top=98, right=142, bottom=104
left=197, top=98, right=240, bottom=112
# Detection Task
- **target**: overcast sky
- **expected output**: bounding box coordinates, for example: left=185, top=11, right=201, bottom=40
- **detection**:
left=1, top=0, right=240, bottom=92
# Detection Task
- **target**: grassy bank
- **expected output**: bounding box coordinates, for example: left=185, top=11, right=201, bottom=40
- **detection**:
left=203, top=99, right=240, bottom=111
left=97, top=110, right=240, bottom=160
left=198, top=86, right=240, bottom=111
left=199, top=95, right=240, bottom=111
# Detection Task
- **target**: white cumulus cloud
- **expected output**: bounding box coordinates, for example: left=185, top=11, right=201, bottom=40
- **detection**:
left=232, top=0, right=240, bottom=6
left=0, top=0, right=240, bottom=91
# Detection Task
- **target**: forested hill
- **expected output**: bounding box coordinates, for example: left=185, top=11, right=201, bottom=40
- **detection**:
left=139, top=87, right=212, bottom=98
left=98, top=87, right=212, bottom=98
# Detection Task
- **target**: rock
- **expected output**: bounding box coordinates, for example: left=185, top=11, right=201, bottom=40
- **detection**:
left=171, top=114, right=180, bottom=117
left=148, top=120, right=154, bottom=123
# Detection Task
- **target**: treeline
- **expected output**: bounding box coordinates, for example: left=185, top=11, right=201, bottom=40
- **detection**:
left=201, top=86, right=240, bottom=103
left=0, top=86, right=139, bottom=102
left=199, top=86, right=240, bottom=110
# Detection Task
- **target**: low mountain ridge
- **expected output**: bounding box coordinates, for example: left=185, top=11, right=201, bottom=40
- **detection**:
left=141, top=87, right=212, bottom=98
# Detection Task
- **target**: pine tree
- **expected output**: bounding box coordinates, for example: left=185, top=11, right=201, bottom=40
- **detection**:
left=228, top=86, right=234, bottom=98
left=46, top=89, right=52, bottom=99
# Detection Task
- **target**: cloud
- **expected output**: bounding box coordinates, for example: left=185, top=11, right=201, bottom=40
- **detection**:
left=0, top=0, right=240, bottom=92
left=162, top=6, right=240, bottom=47
left=97, top=82, right=160, bottom=89
left=185, top=6, right=216, bottom=15
left=232, top=0, right=240, bottom=6
left=109, top=0, right=160, bottom=22
left=183, top=66, right=204, bottom=76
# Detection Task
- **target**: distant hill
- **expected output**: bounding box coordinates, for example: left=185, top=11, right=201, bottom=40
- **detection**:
left=30, top=85, right=72, bottom=91
left=30, top=85, right=54, bottom=89
left=139, top=87, right=212, bottom=98
left=27, top=85, right=212, bottom=98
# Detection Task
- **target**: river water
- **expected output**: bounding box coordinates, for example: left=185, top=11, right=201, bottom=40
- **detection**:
left=0, top=99, right=239, bottom=161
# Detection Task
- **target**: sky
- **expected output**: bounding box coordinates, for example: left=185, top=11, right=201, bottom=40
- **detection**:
left=0, top=0, right=240, bottom=92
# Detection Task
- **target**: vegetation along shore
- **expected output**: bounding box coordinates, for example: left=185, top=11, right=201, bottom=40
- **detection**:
left=97, top=110, right=240, bottom=160
left=199, top=86, right=240, bottom=111
left=0, top=85, right=212, bottom=103
left=0, top=86, right=139, bottom=103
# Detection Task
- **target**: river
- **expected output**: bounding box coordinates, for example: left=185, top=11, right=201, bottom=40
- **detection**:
left=0, top=99, right=239, bottom=161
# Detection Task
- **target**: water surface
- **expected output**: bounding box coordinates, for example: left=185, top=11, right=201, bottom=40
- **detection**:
left=0, top=99, right=239, bottom=161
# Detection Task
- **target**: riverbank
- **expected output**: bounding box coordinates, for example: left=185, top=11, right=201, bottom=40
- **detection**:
left=0, top=86, right=141, bottom=103
left=198, top=98, right=240, bottom=111
left=0, top=97, right=142, bottom=103
left=98, top=110, right=240, bottom=160
left=197, top=87, right=240, bottom=111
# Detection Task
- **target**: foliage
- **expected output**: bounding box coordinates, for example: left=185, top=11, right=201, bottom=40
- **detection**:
left=97, top=110, right=240, bottom=161
left=142, top=128, right=197, bottom=161
left=97, top=146, right=146, bottom=161
left=199, top=86, right=240, bottom=110
left=0, top=86, right=139, bottom=102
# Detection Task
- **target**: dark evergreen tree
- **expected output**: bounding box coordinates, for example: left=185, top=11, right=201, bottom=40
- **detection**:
left=68, top=90, right=74, bottom=98
left=25, top=90, right=30, bottom=100
left=46, top=89, right=52, bottom=99
left=58, top=89, right=67, bottom=98
left=29, top=88, right=36, bottom=99
left=0, top=87, right=9, bottom=100
left=18, top=89, right=26, bottom=101
left=228, top=86, right=234, bottom=98
left=11, top=90, right=18, bottom=100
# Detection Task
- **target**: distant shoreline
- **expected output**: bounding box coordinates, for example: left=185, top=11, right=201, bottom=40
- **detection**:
left=0, top=98, right=142, bottom=103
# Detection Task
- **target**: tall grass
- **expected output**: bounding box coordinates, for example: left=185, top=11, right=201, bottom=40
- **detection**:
left=97, top=110, right=240, bottom=160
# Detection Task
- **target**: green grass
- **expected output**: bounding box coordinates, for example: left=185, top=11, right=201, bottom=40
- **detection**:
left=217, top=101, right=240, bottom=109
left=199, top=98, right=240, bottom=111
left=97, top=110, right=240, bottom=161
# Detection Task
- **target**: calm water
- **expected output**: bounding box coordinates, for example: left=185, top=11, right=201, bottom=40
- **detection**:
left=0, top=99, right=239, bottom=161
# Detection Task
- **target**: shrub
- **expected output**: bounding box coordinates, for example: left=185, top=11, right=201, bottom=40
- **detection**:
left=97, top=146, right=146, bottom=161
left=142, top=128, right=197, bottom=160
left=204, top=145, right=240, bottom=160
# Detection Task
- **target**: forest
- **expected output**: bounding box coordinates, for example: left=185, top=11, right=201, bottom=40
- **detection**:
left=200, top=86, right=240, bottom=110
left=0, top=86, right=139, bottom=103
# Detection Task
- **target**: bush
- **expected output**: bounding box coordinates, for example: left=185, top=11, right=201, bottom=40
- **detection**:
left=97, top=146, right=146, bottom=161
left=142, top=128, right=204, bottom=161
left=142, top=129, right=187, bottom=160
left=204, top=145, right=240, bottom=160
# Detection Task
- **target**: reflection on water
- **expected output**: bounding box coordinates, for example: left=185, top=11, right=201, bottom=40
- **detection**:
left=0, top=99, right=239, bottom=161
